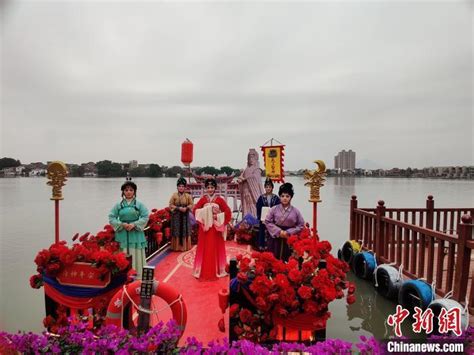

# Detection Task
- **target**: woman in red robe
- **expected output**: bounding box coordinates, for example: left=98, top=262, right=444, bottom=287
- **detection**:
left=193, top=178, right=231, bottom=281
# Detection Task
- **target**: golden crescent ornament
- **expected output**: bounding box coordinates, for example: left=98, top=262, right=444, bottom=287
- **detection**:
left=315, top=160, right=326, bottom=173
left=304, top=160, right=326, bottom=202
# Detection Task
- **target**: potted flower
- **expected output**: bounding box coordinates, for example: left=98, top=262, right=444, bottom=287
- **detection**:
left=230, top=227, right=356, bottom=342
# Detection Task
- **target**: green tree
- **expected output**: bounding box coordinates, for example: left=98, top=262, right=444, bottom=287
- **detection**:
left=148, top=164, right=163, bottom=177
left=165, top=166, right=184, bottom=177
left=219, top=166, right=235, bottom=176
left=96, top=160, right=124, bottom=177
left=69, top=165, right=85, bottom=177
left=130, top=166, right=147, bottom=177
left=0, top=157, right=21, bottom=169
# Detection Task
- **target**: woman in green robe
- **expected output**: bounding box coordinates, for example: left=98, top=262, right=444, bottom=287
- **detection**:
left=108, top=181, right=149, bottom=278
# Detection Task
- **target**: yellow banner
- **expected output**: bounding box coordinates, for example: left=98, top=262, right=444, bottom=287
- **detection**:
left=261, top=145, right=285, bottom=182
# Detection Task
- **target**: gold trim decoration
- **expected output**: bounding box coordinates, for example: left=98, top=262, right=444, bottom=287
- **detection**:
left=304, top=160, right=326, bottom=202
left=47, top=161, right=68, bottom=200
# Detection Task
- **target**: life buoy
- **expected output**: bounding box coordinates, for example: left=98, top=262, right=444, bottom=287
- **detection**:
left=105, top=280, right=187, bottom=337
left=352, top=252, right=377, bottom=280
left=374, top=264, right=403, bottom=300
left=341, top=240, right=361, bottom=264
left=428, top=297, right=469, bottom=335
left=398, top=280, right=433, bottom=311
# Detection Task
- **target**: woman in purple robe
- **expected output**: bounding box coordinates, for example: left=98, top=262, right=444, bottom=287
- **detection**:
left=265, top=182, right=304, bottom=261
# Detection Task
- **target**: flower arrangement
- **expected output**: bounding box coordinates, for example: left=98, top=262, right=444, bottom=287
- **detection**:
left=147, top=208, right=171, bottom=233
left=234, top=222, right=254, bottom=244
left=230, top=227, right=356, bottom=342
left=234, top=214, right=259, bottom=244
left=42, top=305, right=69, bottom=334
left=30, top=225, right=130, bottom=288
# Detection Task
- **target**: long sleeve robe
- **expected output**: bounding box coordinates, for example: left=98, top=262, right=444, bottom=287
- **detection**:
left=256, top=193, right=281, bottom=250
left=265, top=204, right=304, bottom=261
left=169, top=192, right=194, bottom=250
left=108, top=198, right=149, bottom=277
left=193, top=194, right=231, bottom=280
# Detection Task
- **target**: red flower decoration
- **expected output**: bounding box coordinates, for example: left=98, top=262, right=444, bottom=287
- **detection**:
left=347, top=294, right=356, bottom=305
left=297, top=285, right=312, bottom=300
left=30, top=225, right=130, bottom=289
left=229, top=226, right=354, bottom=342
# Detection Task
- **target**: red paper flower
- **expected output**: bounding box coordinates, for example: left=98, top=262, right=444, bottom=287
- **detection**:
left=288, top=269, right=303, bottom=284
left=347, top=294, right=356, bottom=305
left=239, top=309, right=253, bottom=323
left=29, top=274, right=43, bottom=289
left=229, top=304, right=240, bottom=318
left=237, top=272, right=248, bottom=284
left=297, top=285, right=312, bottom=300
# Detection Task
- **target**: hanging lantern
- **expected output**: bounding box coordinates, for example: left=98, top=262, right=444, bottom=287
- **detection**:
left=181, top=139, right=193, bottom=166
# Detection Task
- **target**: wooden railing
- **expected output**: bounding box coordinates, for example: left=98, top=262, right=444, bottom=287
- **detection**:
left=350, top=195, right=474, bottom=311
left=145, top=231, right=169, bottom=260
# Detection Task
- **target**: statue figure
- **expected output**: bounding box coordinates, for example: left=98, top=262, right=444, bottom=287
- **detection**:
left=238, top=149, right=264, bottom=218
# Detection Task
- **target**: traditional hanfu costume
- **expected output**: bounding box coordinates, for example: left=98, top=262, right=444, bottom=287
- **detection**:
left=193, top=194, right=231, bottom=280
left=169, top=191, right=193, bottom=251
left=109, top=198, right=149, bottom=277
left=256, top=192, right=280, bottom=250
left=265, top=204, right=304, bottom=261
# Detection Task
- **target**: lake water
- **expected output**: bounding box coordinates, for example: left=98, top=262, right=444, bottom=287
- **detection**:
left=0, top=176, right=472, bottom=342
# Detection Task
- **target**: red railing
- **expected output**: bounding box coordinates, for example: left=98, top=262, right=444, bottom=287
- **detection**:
left=350, top=195, right=474, bottom=311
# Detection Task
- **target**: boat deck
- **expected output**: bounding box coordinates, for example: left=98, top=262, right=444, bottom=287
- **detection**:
left=147, top=241, right=251, bottom=345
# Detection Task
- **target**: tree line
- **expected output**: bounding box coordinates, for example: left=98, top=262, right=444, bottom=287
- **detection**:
left=1, top=157, right=242, bottom=177
left=0, top=158, right=21, bottom=170
left=70, top=161, right=241, bottom=178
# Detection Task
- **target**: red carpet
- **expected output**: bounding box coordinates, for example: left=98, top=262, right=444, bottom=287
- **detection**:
left=149, top=241, right=251, bottom=346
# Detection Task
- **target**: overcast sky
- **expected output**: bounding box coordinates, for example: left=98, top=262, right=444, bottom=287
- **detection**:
left=1, top=1, right=472, bottom=170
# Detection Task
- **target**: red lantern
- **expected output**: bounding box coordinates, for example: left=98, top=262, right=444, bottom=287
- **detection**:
left=181, top=139, right=193, bottom=166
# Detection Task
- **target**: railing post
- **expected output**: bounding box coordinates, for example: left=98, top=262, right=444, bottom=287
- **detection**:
left=375, top=200, right=386, bottom=261
left=426, top=195, right=434, bottom=230
left=453, top=214, right=473, bottom=301
left=350, top=195, right=358, bottom=240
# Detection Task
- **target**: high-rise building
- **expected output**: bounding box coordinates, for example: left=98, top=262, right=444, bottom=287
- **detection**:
left=334, top=150, right=356, bottom=171
left=129, top=160, right=138, bottom=169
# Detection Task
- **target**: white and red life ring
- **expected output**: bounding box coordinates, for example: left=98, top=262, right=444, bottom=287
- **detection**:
left=105, top=280, right=187, bottom=338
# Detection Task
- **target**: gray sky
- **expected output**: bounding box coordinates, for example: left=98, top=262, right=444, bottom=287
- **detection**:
left=1, top=1, right=472, bottom=170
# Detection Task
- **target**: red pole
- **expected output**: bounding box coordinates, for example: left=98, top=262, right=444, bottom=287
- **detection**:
left=313, top=202, right=318, bottom=240
left=55, top=200, right=59, bottom=244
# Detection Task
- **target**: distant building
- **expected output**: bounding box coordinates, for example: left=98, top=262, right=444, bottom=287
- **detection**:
left=29, top=168, right=47, bottom=176
left=334, top=150, right=356, bottom=171
left=129, top=160, right=138, bottom=169
left=82, top=162, right=98, bottom=177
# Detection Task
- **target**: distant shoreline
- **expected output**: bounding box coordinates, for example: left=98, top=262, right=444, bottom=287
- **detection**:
left=2, top=175, right=473, bottom=181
